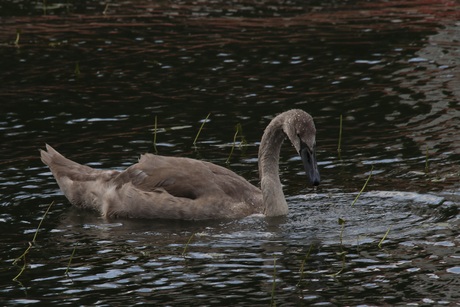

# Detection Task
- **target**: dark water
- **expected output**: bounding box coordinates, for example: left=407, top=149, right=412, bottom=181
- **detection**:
left=1, top=0, right=459, bottom=305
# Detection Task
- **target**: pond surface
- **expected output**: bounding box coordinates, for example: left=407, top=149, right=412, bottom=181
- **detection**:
left=1, top=0, right=459, bottom=305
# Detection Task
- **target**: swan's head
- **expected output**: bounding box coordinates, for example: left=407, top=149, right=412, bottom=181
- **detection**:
left=283, top=109, right=321, bottom=186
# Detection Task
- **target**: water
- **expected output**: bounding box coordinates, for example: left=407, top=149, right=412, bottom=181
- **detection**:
left=1, top=0, right=459, bottom=305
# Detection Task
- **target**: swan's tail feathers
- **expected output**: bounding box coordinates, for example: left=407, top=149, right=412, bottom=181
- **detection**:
left=40, top=144, right=96, bottom=180
left=40, top=144, right=119, bottom=211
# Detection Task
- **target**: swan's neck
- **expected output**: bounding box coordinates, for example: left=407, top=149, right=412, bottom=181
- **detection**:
left=258, top=117, right=288, bottom=216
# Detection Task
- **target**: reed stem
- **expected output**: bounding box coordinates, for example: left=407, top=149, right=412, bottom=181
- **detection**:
left=424, top=146, right=429, bottom=173
left=14, top=29, right=21, bottom=47
left=226, top=123, right=246, bottom=164
left=378, top=226, right=391, bottom=249
left=330, top=218, right=346, bottom=277
left=297, top=244, right=313, bottom=286
left=270, top=256, right=277, bottom=307
left=65, top=247, right=77, bottom=277
left=182, top=233, right=195, bottom=257
left=193, top=113, right=211, bottom=146
left=351, top=165, right=374, bottom=207
left=153, top=115, right=158, bottom=154
left=13, top=201, right=54, bottom=281
left=338, top=114, right=343, bottom=160
left=74, top=62, right=81, bottom=77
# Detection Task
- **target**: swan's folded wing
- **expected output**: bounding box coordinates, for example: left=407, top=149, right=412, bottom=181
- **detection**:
left=112, top=153, right=262, bottom=208
left=112, top=154, right=224, bottom=200
left=201, top=160, right=261, bottom=196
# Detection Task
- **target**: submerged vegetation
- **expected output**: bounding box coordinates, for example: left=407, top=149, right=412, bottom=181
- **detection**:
left=12, top=201, right=54, bottom=281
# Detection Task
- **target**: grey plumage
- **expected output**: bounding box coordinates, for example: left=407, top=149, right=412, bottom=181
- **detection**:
left=40, top=109, right=320, bottom=220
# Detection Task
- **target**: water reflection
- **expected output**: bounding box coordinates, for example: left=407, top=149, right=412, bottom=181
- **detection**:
left=1, top=0, right=459, bottom=305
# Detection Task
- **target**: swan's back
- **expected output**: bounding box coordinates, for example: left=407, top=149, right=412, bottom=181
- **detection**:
left=40, top=145, right=263, bottom=220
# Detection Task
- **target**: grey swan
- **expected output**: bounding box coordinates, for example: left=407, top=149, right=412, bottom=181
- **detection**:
left=40, top=109, right=320, bottom=220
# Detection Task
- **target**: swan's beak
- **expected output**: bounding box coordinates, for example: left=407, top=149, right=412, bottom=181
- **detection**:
left=300, top=142, right=320, bottom=186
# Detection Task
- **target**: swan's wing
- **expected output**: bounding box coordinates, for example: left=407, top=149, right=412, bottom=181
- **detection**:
left=113, top=154, right=257, bottom=201
left=200, top=160, right=262, bottom=197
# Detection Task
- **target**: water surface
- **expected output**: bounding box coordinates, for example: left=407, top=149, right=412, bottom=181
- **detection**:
left=1, top=0, right=459, bottom=305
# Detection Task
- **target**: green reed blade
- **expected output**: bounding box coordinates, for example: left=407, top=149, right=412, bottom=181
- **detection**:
left=13, top=201, right=54, bottom=281
left=351, top=165, right=374, bottom=207
left=153, top=115, right=158, bottom=154
left=226, top=123, right=243, bottom=164
left=297, top=244, right=313, bottom=286
left=182, top=233, right=195, bottom=257
left=193, top=113, right=211, bottom=146
left=270, top=255, right=277, bottom=307
left=65, top=246, right=77, bottom=277
left=338, top=114, right=343, bottom=160
left=378, top=226, right=391, bottom=249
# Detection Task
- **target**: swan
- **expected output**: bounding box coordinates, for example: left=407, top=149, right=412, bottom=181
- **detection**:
left=40, top=109, right=320, bottom=220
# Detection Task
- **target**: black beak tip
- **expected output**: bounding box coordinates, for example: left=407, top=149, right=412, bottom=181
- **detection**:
left=300, top=144, right=320, bottom=187
left=310, top=174, right=320, bottom=186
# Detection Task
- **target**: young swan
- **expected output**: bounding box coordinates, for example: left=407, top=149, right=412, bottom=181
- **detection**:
left=40, top=109, right=320, bottom=220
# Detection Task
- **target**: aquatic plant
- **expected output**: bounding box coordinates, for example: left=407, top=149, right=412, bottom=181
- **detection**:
left=192, top=113, right=211, bottom=147
left=182, top=232, right=195, bottom=257
left=297, top=244, right=313, bottom=287
left=103, top=3, right=111, bottom=15
left=378, top=227, right=391, bottom=249
left=330, top=217, right=347, bottom=277
left=152, top=115, right=158, bottom=154
left=351, top=165, right=374, bottom=207
left=226, top=123, right=246, bottom=164
left=328, top=166, right=374, bottom=276
left=337, top=114, right=343, bottom=160
left=65, top=246, right=77, bottom=277
left=425, top=146, right=430, bottom=173
left=270, top=255, right=277, bottom=307
left=14, top=29, right=21, bottom=47
left=74, top=62, right=81, bottom=77
left=42, top=0, right=47, bottom=15
left=12, top=201, right=54, bottom=281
